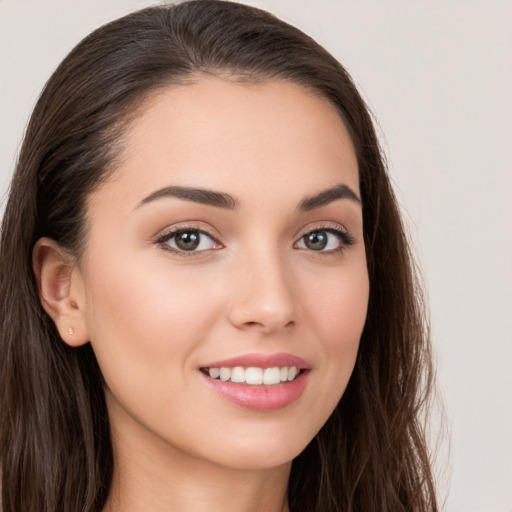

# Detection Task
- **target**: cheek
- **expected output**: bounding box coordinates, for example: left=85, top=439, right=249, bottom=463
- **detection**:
left=302, top=257, right=369, bottom=347
left=82, top=255, right=222, bottom=393
left=299, top=256, right=369, bottom=393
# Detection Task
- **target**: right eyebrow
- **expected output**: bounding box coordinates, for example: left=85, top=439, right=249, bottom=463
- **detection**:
left=297, top=184, right=362, bottom=212
left=136, top=185, right=239, bottom=210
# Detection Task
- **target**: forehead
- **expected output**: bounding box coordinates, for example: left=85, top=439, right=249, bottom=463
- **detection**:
left=93, top=77, right=359, bottom=212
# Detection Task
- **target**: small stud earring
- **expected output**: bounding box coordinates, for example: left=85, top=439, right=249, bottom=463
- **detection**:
left=67, top=327, right=75, bottom=335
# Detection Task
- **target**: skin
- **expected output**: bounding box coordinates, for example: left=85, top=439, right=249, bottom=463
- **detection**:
left=35, top=77, right=369, bottom=512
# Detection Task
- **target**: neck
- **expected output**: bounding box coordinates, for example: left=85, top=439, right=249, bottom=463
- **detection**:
left=105, top=462, right=291, bottom=512
left=103, top=400, right=291, bottom=512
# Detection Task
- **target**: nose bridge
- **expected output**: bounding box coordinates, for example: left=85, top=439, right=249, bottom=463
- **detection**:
left=228, top=243, right=296, bottom=333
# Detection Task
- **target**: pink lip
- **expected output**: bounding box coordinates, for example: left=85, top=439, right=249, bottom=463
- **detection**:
left=201, top=352, right=310, bottom=370
left=201, top=370, right=309, bottom=411
left=199, top=352, right=311, bottom=411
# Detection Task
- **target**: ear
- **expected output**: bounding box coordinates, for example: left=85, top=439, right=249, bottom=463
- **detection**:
left=33, top=237, right=89, bottom=347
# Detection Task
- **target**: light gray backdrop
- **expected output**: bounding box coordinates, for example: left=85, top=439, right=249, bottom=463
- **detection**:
left=1, top=1, right=511, bottom=511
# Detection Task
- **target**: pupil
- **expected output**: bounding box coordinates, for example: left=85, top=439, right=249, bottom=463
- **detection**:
left=176, top=231, right=200, bottom=250
left=306, top=231, right=327, bottom=250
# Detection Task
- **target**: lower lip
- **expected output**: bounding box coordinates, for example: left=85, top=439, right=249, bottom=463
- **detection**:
left=201, top=370, right=309, bottom=411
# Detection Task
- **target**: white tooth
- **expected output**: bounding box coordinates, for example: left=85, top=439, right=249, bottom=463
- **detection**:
left=245, top=367, right=263, bottom=385
left=231, top=366, right=245, bottom=383
left=287, top=366, right=298, bottom=381
left=263, top=367, right=281, bottom=385
left=209, top=368, right=220, bottom=379
left=280, top=366, right=289, bottom=382
left=219, top=367, right=231, bottom=381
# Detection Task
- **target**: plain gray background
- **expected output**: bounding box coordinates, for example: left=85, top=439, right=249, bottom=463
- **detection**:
left=1, top=1, right=511, bottom=511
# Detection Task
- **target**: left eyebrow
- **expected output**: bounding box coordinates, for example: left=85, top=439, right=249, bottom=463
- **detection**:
left=297, top=184, right=362, bottom=212
left=136, top=185, right=239, bottom=210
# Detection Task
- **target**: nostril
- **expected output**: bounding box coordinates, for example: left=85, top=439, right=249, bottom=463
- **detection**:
left=242, top=321, right=268, bottom=332
left=239, top=320, right=295, bottom=335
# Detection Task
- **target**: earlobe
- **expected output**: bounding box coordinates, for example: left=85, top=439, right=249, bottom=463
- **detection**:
left=32, top=237, right=89, bottom=347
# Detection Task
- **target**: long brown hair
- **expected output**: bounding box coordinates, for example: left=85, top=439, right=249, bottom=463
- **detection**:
left=0, top=1, right=438, bottom=510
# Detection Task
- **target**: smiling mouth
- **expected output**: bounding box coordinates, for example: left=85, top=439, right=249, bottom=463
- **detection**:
left=200, top=366, right=304, bottom=386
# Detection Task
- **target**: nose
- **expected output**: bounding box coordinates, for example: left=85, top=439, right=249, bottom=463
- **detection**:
left=227, top=248, right=296, bottom=334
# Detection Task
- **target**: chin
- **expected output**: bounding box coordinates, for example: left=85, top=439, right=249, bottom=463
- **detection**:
left=199, top=420, right=321, bottom=471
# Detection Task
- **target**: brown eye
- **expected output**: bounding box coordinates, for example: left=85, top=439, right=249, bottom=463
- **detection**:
left=295, top=227, right=355, bottom=253
left=175, top=231, right=201, bottom=251
left=157, top=228, right=220, bottom=254
left=303, top=231, right=329, bottom=251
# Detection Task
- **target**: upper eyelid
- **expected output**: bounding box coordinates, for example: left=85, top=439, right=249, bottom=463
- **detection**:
left=152, top=221, right=354, bottom=247
left=295, top=223, right=356, bottom=250
left=154, top=226, right=222, bottom=257
left=295, top=222, right=350, bottom=239
left=153, top=223, right=221, bottom=243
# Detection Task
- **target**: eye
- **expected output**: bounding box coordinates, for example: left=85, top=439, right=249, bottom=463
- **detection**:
left=295, top=228, right=354, bottom=253
left=156, top=227, right=221, bottom=254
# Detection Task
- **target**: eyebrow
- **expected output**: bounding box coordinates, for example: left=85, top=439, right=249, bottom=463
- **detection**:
left=138, top=185, right=239, bottom=210
left=137, top=183, right=361, bottom=211
left=297, top=184, right=361, bottom=211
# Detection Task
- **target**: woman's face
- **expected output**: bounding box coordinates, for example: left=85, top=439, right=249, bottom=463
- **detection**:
left=77, top=78, right=369, bottom=470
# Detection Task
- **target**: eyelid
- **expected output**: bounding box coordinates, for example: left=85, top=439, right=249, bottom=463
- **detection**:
left=294, top=222, right=356, bottom=251
left=153, top=223, right=223, bottom=256
left=152, top=221, right=355, bottom=256
left=295, top=222, right=352, bottom=240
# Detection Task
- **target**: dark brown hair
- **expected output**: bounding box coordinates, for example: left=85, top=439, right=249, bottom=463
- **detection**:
left=0, top=1, right=437, bottom=511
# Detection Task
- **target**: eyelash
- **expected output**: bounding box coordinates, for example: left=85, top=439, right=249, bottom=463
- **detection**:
left=295, top=223, right=355, bottom=255
left=155, top=226, right=221, bottom=257
left=155, top=223, right=355, bottom=257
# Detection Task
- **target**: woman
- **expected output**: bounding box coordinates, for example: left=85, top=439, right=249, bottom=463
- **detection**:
left=0, top=1, right=437, bottom=511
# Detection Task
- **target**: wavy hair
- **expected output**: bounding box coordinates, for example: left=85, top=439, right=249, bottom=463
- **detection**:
left=0, top=1, right=438, bottom=510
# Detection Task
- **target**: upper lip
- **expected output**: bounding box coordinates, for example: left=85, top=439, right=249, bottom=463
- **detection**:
left=201, top=352, right=311, bottom=370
